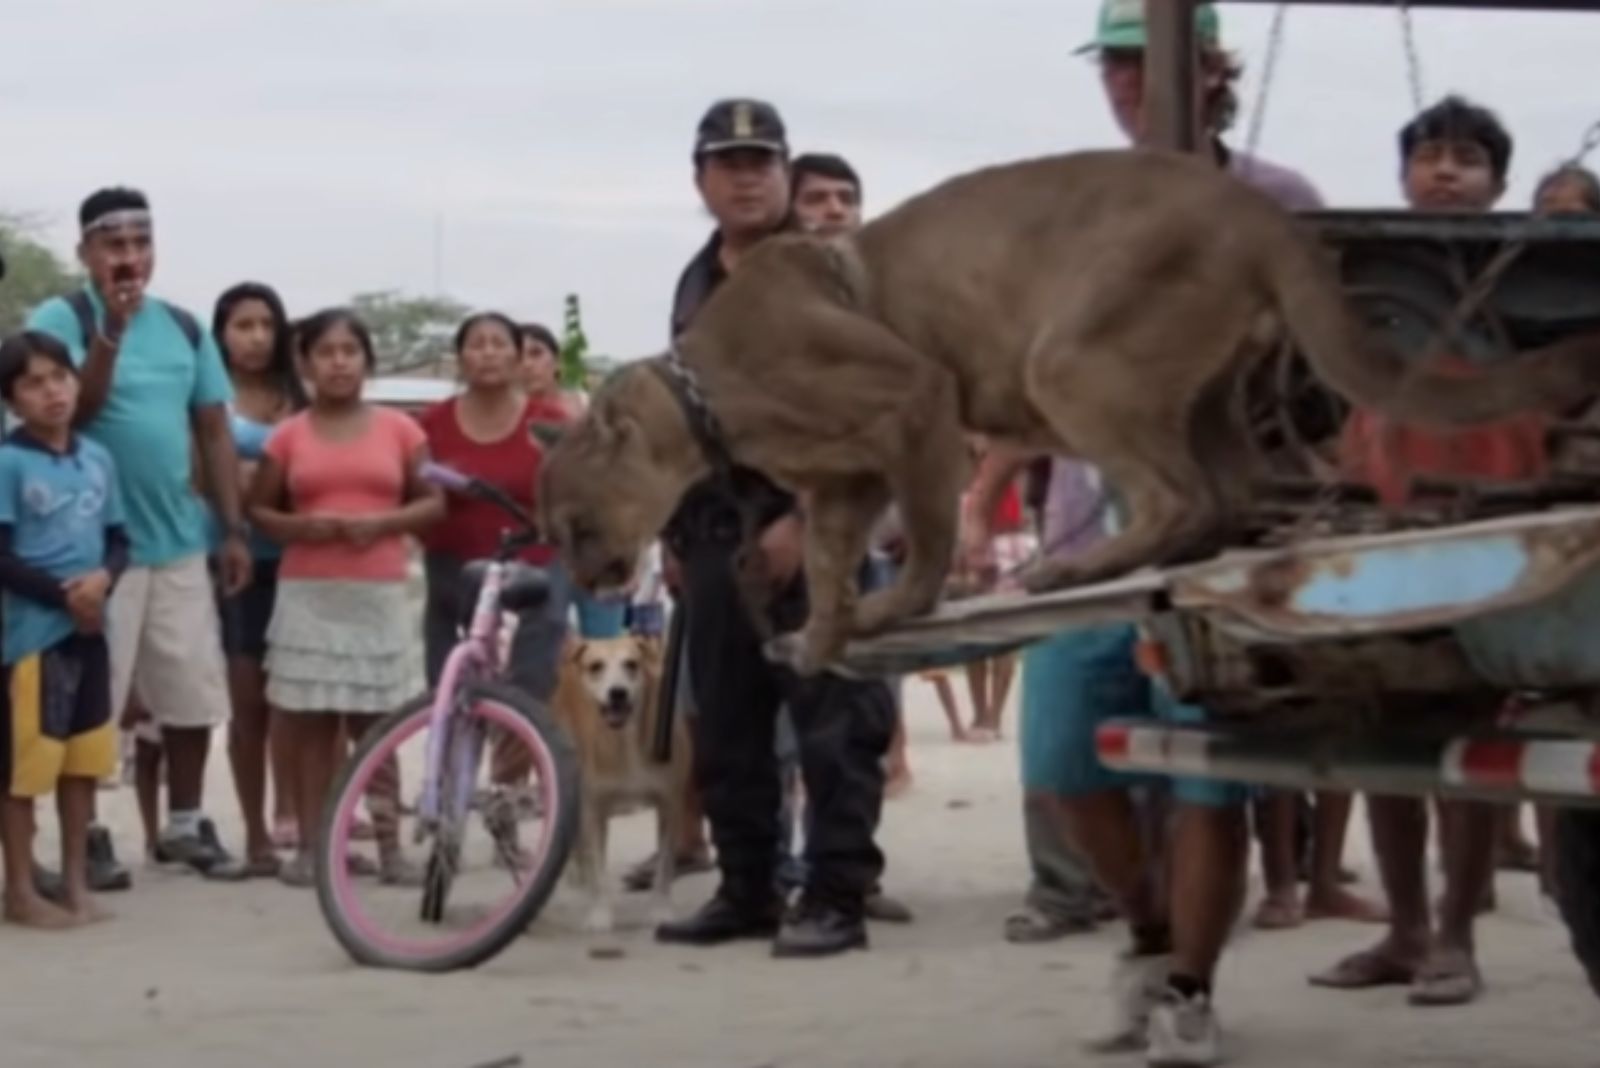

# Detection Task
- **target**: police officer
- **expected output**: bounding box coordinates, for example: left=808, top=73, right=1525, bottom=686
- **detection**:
left=654, top=99, right=896, bottom=958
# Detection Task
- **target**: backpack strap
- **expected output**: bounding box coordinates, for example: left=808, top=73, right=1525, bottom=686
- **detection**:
left=64, top=290, right=202, bottom=353
left=159, top=301, right=202, bottom=351
left=65, top=290, right=97, bottom=349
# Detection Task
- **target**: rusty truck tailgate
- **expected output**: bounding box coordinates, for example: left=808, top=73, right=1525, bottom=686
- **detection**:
left=838, top=505, right=1600, bottom=677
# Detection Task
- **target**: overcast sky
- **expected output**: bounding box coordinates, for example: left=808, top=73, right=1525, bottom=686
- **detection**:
left=5, top=1, right=1598, bottom=358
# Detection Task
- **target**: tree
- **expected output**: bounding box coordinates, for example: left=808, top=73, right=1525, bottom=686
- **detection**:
left=349, top=289, right=471, bottom=376
left=0, top=215, right=82, bottom=334
left=559, top=293, right=591, bottom=389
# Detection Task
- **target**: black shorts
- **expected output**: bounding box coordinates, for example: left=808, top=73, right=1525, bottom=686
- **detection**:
left=218, top=558, right=280, bottom=659
left=1, top=633, right=115, bottom=798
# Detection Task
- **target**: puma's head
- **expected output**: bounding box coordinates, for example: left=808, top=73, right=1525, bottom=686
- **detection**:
left=537, top=365, right=696, bottom=597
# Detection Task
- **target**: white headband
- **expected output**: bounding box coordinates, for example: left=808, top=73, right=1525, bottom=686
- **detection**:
left=83, top=208, right=152, bottom=235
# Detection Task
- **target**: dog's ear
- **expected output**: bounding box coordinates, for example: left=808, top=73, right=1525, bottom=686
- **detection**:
left=569, top=641, right=588, bottom=666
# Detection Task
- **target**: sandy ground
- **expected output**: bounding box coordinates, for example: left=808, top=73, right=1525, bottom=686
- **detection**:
left=1, top=679, right=1596, bottom=1068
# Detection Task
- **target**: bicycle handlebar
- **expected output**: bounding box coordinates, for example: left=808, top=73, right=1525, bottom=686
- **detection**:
left=420, top=461, right=543, bottom=547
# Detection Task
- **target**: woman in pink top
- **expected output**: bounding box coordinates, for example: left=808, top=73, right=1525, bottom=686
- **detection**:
left=248, top=308, right=444, bottom=886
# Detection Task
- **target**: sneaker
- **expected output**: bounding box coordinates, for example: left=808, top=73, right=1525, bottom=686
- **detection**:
left=157, top=819, right=233, bottom=875
left=87, top=826, right=132, bottom=893
left=1087, top=951, right=1171, bottom=1054
left=1146, top=987, right=1223, bottom=1068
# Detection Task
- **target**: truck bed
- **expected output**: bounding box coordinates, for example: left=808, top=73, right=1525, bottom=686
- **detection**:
left=838, top=504, right=1600, bottom=681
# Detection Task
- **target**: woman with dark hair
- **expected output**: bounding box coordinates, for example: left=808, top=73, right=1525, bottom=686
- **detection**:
left=419, top=313, right=573, bottom=701
left=519, top=323, right=585, bottom=421
left=205, top=282, right=305, bottom=880
left=249, top=308, right=443, bottom=886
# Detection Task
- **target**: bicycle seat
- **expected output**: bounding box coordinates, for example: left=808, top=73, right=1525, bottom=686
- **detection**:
left=458, top=561, right=551, bottom=624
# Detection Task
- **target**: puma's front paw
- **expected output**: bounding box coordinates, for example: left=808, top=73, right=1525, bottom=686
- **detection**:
left=1017, top=558, right=1079, bottom=594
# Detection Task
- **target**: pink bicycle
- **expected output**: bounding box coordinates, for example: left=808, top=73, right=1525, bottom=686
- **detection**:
left=315, top=462, right=579, bottom=971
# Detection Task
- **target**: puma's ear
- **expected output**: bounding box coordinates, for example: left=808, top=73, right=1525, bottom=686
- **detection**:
left=820, top=237, right=869, bottom=308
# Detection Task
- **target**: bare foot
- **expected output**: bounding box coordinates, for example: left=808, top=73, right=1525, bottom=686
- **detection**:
left=964, top=727, right=999, bottom=745
left=1253, top=891, right=1304, bottom=931
left=1305, top=887, right=1389, bottom=924
left=65, top=894, right=113, bottom=925
left=4, top=893, right=78, bottom=930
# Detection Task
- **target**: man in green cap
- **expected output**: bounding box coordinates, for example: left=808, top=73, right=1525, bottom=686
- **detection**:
left=962, top=2, right=1338, bottom=1066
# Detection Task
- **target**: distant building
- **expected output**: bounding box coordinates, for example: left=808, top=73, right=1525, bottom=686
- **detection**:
left=367, top=375, right=459, bottom=416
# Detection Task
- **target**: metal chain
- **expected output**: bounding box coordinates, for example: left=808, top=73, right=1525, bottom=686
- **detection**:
left=1241, top=3, right=1289, bottom=164
left=1397, top=0, right=1426, bottom=114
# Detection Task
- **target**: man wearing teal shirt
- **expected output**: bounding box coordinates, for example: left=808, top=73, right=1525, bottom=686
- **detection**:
left=27, top=187, right=250, bottom=877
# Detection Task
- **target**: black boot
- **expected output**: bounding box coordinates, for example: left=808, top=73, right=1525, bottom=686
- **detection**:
left=864, top=888, right=913, bottom=924
left=656, top=890, right=781, bottom=946
left=773, top=899, right=868, bottom=958
left=87, top=825, right=132, bottom=893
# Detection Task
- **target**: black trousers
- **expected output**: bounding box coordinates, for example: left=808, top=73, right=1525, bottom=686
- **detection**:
left=679, top=535, right=895, bottom=915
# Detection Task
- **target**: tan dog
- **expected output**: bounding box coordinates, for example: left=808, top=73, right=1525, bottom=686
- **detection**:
left=552, top=634, right=692, bottom=933
left=540, top=149, right=1600, bottom=673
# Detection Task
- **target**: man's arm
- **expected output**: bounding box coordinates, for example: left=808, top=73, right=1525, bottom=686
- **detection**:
left=193, top=404, right=243, bottom=532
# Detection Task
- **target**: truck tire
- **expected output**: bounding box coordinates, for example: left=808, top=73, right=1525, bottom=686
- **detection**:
left=1555, top=807, right=1600, bottom=998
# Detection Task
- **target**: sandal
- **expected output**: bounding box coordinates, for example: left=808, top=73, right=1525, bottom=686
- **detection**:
left=380, top=853, right=424, bottom=888
left=1308, top=947, right=1418, bottom=989
left=1408, top=948, right=1483, bottom=1007
left=205, top=854, right=282, bottom=882
left=278, top=855, right=315, bottom=888
left=346, top=853, right=380, bottom=878
left=1004, top=905, right=1095, bottom=944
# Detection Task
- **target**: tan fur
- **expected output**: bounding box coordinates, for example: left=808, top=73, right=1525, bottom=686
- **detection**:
left=540, top=148, right=1600, bottom=673
left=551, top=634, right=693, bottom=933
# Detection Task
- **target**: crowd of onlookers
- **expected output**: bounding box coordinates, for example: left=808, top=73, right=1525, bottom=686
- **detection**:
left=3, top=0, right=1600, bottom=1065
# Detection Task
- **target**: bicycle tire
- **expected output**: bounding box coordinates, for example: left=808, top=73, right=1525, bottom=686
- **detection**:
left=315, top=682, right=580, bottom=972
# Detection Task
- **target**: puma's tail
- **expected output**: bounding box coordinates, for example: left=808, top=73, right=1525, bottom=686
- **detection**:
left=1261, top=219, right=1600, bottom=426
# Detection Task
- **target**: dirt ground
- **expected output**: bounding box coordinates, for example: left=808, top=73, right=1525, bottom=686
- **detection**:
left=1, top=679, right=1595, bottom=1068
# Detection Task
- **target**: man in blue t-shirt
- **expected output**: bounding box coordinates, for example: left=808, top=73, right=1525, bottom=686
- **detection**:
left=27, top=187, right=250, bottom=878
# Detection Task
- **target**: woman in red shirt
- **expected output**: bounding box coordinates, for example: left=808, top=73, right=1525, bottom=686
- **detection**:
left=420, top=313, right=572, bottom=703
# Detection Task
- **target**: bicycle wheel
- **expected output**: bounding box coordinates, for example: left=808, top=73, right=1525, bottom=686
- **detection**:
left=315, top=682, right=580, bottom=972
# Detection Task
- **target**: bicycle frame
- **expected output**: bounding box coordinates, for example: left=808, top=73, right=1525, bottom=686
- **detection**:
left=417, top=558, right=508, bottom=830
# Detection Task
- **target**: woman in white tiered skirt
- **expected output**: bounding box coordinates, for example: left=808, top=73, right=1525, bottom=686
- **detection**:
left=247, top=309, right=444, bottom=887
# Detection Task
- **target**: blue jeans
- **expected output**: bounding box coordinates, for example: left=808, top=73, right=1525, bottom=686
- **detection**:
left=1020, top=624, right=1247, bottom=808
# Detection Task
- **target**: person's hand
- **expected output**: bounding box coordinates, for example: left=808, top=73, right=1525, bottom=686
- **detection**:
left=297, top=515, right=344, bottom=543
left=340, top=515, right=392, bottom=548
left=758, top=514, right=805, bottom=588
left=220, top=534, right=252, bottom=597
left=954, top=499, right=998, bottom=594
left=63, top=569, right=112, bottom=634
left=661, top=547, right=684, bottom=597
left=957, top=497, right=996, bottom=575
left=101, top=280, right=141, bottom=341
